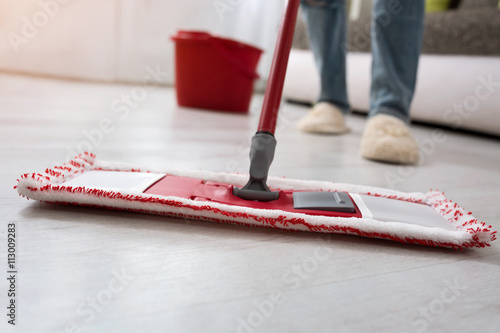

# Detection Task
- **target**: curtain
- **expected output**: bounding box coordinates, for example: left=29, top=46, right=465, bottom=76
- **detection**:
left=0, top=0, right=286, bottom=85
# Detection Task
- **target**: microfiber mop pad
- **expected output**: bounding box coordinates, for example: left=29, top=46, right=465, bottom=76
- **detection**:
left=15, top=153, right=496, bottom=249
left=16, top=0, right=496, bottom=250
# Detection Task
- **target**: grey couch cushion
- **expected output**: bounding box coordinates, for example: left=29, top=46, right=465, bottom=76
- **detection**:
left=293, top=11, right=310, bottom=50
left=423, top=8, right=500, bottom=55
left=459, top=0, right=498, bottom=9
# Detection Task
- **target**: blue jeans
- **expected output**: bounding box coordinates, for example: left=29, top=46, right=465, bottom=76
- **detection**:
left=300, top=0, right=424, bottom=123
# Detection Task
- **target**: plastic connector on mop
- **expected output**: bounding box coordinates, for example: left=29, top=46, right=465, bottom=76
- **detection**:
left=234, top=0, right=300, bottom=202
left=233, top=132, right=280, bottom=201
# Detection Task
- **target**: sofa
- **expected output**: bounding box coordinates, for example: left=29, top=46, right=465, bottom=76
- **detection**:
left=283, top=0, right=500, bottom=136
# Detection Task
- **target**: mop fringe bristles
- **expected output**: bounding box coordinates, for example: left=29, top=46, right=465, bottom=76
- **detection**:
left=16, top=153, right=496, bottom=249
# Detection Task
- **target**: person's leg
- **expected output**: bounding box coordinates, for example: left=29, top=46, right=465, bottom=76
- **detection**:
left=298, top=0, right=349, bottom=134
left=369, top=0, right=425, bottom=122
left=361, top=0, right=425, bottom=164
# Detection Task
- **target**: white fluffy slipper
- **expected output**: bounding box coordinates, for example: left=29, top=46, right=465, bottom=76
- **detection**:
left=297, top=102, right=349, bottom=134
left=360, top=114, right=420, bottom=165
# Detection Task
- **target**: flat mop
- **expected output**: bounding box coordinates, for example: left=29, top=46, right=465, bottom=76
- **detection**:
left=16, top=0, right=496, bottom=249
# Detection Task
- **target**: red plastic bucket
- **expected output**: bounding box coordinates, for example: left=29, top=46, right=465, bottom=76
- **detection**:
left=171, top=31, right=263, bottom=113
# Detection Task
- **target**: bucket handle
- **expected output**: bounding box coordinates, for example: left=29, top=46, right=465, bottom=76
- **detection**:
left=208, top=37, right=260, bottom=80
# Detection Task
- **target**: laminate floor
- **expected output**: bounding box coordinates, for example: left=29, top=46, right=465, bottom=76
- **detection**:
left=1, top=73, right=499, bottom=333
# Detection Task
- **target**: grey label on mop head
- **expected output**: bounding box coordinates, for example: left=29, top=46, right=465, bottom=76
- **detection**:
left=293, top=191, right=356, bottom=212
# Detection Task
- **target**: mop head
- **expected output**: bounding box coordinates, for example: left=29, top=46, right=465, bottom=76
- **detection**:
left=15, top=153, right=496, bottom=249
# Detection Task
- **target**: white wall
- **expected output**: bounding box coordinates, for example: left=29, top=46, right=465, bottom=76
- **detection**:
left=0, top=0, right=285, bottom=85
left=0, top=0, right=118, bottom=82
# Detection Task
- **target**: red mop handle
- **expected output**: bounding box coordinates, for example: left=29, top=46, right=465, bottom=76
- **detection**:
left=257, top=0, right=301, bottom=135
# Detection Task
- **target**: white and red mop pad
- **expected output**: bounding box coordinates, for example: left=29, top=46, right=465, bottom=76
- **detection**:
left=15, top=153, right=496, bottom=249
